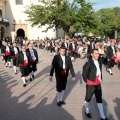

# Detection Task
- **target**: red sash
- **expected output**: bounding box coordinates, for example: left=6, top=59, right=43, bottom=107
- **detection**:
left=72, top=48, right=75, bottom=52
left=112, top=54, right=115, bottom=59
left=14, top=54, right=18, bottom=57
left=61, top=69, right=66, bottom=74
left=87, top=76, right=100, bottom=85
left=5, top=51, right=10, bottom=56
left=20, top=60, right=28, bottom=67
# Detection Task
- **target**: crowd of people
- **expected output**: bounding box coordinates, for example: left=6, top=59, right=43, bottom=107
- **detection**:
left=0, top=36, right=120, bottom=120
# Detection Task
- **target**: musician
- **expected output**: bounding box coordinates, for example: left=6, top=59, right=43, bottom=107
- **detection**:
left=49, top=47, right=75, bottom=106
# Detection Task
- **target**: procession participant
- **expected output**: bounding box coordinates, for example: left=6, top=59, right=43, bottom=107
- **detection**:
left=17, top=46, right=32, bottom=87
left=2, top=41, right=12, bottom=67
left=1, top=40, right=5, bottom=62
left=50, top=39, right=56, bottom=56
left=49, top=47, right=75, bottom=106
left=26, top=43, right=38, bottom=81
left=82, top=49, right=108, bottom=120
left=61, top=39, right=69, bottom=50
left=87, top=40, right=95, bottom=59
left=106, top=41, right=117, bottom=75
left=69, top=40, right=78, bottom=62
left=12, top=42, right=20, bottom=74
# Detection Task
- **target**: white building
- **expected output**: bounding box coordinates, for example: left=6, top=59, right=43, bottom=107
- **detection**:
left=1, top=0, right=64, bottom=40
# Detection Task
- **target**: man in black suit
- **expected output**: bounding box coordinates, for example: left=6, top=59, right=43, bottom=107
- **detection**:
left=49, top=47, right=75, bottom=106
left=17, top=46, right=32, bottom=87
left=26, top=43, right=39, bottom=81
left=87, top=40, right=95, bottom=59
left=50, top=39, right=56, bottom=56
left=69, top=40, right=78, bottom=62
left=12, top=42, right=20, bottom=74
left=61, top=39, right=68, bottom=49
left=2, top=41, right=12, bottom=67
left=1, top=40, right=5, bottom=62
left=106, top=41, right=117, bottom=75
left=82, top=49, right=108, bottom=120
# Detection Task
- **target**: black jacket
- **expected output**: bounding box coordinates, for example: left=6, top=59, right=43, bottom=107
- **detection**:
left=106, top=46, right=117, bottom=59
left=50, top=42, right=55, bottom=47
left=17, top=51, right=32, bottom=67
left=50, top=55, right=75, bottom=77
left=61, top=42, right=68, bottom=48
left=1, top=45, right=5, bottom=53
left=69, top=43, right=77, bottom=51
left=26, top=48, right=39, bottom=63
left=87, top=44, right=95, bottom=54
left=82, top=59, right=102, bottom=83
left=2, top=46, right=12, bottom=56
left=11, top=47, right=20, bottom=56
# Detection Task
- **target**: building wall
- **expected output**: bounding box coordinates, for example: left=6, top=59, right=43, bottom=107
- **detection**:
left=5, top=0, right=58, bottom=40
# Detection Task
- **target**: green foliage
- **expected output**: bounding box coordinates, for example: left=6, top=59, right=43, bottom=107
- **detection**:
left=24, top=0, right=96, bottom=35
left=95, top=7, right=120, bottom=36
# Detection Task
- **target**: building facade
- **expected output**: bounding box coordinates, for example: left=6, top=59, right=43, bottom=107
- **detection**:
left=0, top=0, right=9, bottom=39
left=4, top=0, right=64, bottom=40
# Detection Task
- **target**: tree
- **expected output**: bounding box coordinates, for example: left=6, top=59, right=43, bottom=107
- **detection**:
left=25, top=0, right=97, bottom=37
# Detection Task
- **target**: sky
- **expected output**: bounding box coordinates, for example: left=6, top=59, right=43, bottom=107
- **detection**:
left=89, top=0, right=120, bottom=11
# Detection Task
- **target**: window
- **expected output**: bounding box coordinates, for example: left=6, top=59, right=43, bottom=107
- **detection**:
left=16, top=0, right=23, bottom=5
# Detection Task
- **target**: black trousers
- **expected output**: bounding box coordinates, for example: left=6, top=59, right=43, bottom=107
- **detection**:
left=4, top=55, right=11, bottom=63
left=20, top=66, right=29, bottom=77
left=71, top=51, right=78, bottom=57
left=29, top=62, right=37, bottom=73
left=55, top=74, right=68, bottom=92
left=85, top=84, right=102, bottom=103
left=108, top=59, right=115, bottom=68
left=50, top=47, right=55, bottom=53
left=13, top=57, right=17, bottom=66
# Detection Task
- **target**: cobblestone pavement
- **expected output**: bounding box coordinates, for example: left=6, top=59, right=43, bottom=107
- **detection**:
left=0, top=48, right=120, bottom=120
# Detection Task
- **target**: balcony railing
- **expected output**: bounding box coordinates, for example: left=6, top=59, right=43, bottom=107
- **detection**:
left=0, top=17, right=9, bottom=24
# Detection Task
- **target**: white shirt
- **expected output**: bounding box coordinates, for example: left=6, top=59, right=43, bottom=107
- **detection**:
left=93, top=59, right=101, bottom=81
left=30, top=50, right=36, bottom=61
left=23, top=52, right=28, bottom=63
left=6, top=46, right=10, bottom=52
left=14, top=47, right=18, bottom=54
left=72, top=44, right=75, bottom=49
left=111, top=46, right=115, bottom=54
left=61, top=55, right=65, bottom=69
left=65, top=42, right=67, bottom=48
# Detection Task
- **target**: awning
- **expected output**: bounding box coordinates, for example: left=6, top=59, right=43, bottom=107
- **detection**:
left=3, top=18, right=9, bottom=24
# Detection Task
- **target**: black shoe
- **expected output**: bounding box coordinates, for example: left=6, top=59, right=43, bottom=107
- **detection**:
left=85, top=112, right=92, bottom=118
left=32, top=75, right=34, bottom=79
left=9, top=66, right=12, bottom=68
left=30, top=78, right=32, bottom=82
left=23, top=84, right=27, bottom=87
left=110, top=73, right=113, bottom=75
left=61, top=101, right=66, bottom=105
left=57, top=101, right=62, bottom=106
left=101, top=118, right=108, bottom=120
left=15, top=72, right=17, bottom=74
left=6, top=66, right=8, bottom=67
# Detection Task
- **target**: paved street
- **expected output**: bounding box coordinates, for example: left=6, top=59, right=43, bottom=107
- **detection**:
left=0, top=48, right=120, bottom=120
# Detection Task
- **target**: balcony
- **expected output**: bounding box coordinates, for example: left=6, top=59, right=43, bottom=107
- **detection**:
left=0, top=17, right=9, bottom=24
